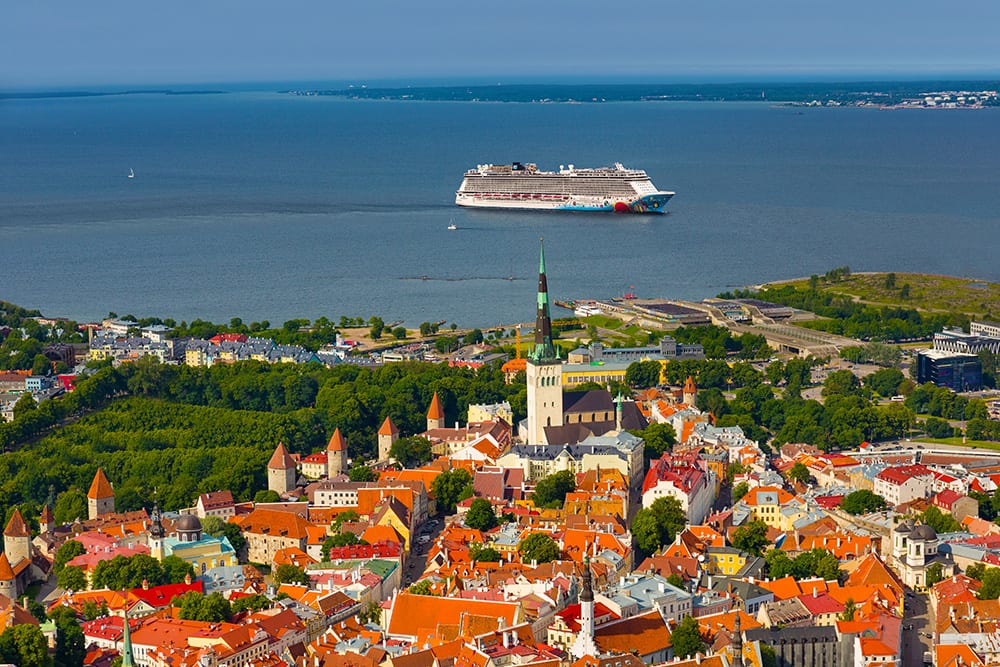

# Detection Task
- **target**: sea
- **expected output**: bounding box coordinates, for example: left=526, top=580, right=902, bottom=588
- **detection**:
left=2, top=90, right=1000, bottom=328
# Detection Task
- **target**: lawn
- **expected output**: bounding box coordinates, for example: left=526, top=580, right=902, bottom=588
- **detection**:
left=781, top=272, right=1000, bottom=318
left=918, top=437, right=1000, bottom=451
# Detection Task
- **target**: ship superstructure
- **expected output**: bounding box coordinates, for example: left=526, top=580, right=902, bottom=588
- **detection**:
left=455, top=162, right=674, bottom=213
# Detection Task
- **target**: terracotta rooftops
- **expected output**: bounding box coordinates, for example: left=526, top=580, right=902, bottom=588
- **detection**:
left=3, top=509, right=30, bottom=538
left=379, top=417, right=400, bottom=436
left=88, top=468, right=114, bottom=500
left=327, top=428, right=348, bottom=452
left=268, top=442, right=296, bottom=469
left=428, top=392, right=445, bottom=420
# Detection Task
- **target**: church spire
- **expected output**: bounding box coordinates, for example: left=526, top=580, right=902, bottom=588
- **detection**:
left=732, top=610, right=743, bottom=667
left=121, top=599, right=135, bottom=667
left=530, top=238, right=557, bottom=363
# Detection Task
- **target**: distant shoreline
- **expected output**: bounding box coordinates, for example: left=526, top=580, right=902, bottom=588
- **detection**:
left=5, top=79, right=999, bottom=108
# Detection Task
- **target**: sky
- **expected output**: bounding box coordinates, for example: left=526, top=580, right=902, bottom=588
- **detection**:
left=4, top=1, right=1000, bottom=88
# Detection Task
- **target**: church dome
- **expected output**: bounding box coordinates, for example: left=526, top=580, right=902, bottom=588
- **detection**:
left=912, top=524, right=937, bottom=541
left=175, top=514, right=202, bottom=532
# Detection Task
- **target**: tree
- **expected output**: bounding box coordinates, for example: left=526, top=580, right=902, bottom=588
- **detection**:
left=518, top=533, right=560, bottom=564
left=732, top=482, right=749, bottom=503
left=57, top=565, right=88, bottom=592
left=732, top=520, right=770, bottom=556
left=54, top=488, right=88, bottom=526
left=162, top=555, right=196, bottom=584
left=761, top=644, right=778, bottom=667
left=321, top=531, right=362, bottom=559
left=883, top=273, right=896, bottom=289
left=408, top=580, right=437, bottom=596
left=670, top=615, right=706, bottom=659
left=358, top=599, right=383, bottom=625
left=631, top=508, right=664, bottom=555
left=864, top=367, right=905, bottom=397
left=273, top=564, right=309, bottom=585
left=967, top=563, right=986, bottom=581
left=630, top=496, right=688, bottom=555
left=31, top=354, right=52, bottom=376
left=788, top=462, right=812, bottom=485
left=431, top=468, right=473, bottom=514
left=840, top=490, right=887, bottom=515
left=926, top=563, right=944, bottom=587
left=625, top=361, right=662, bottom=389
left=254, top=490, right=281, bottom=503
left=231, top=594, right=271, bottom=614
left=53, top=539, right=86, bottom=574
left=839, top=598, right=857, bottom=621
left=978, top=567, right=1000, bottom=600
left=469, top=544, right=502, bottom=562
left=532, top=470, right=576, bottom=509
left=667, top=572, right=685, bottom=589
left=465, top=498, right=498, bottom=531
left=349, top=463, right=379, bottom=482
left=369, top=317, right=385, bottom=341
left=823, top=370, right=864, bottom=398
left=12, top=392, right=37, bottom=420
left=0, top=623, right=52, bottom=667
left=50, top=605, right=86, bottom=667
left=176, top=591, right=232, bottom=622
left=392, top=327, right=407, bottom=340
left=922, top=506, right=962, bottom=534
left=389, top=436, right=433, bottom=468
left=924, top=416, right=954, bottom=439
left=631, top=422, right=677, bottom=462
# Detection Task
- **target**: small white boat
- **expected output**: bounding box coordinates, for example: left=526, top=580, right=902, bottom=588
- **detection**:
left=128, top=168, right=135, bottom=179
left=447, top=222, right=457, bottom=230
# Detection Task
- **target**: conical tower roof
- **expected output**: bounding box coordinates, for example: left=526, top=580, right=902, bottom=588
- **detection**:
left=327, top=428, right=347, bottom=452
left=529, top=238, right=557, bottom=363
left=0, top=553, right=14, bottom=580
left=88, top=468, right=114, bottom=500
left=378, top=416, right=399, bottom=436
left=3, top=508, right=30, bottom=538
left=684, top=376, right=697, bottom=393
left=268, top=442, right=295, bottom=469
left=427, top=392, right=444, bottom=420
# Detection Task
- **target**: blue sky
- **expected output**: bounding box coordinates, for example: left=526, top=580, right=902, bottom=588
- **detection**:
left=4, top=1, right=1000, bottom=88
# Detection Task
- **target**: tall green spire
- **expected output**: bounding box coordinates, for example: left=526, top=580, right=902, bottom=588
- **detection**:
left=121, top=599, right=135, bottom=667
left=530, top=238, right=557, bottom=363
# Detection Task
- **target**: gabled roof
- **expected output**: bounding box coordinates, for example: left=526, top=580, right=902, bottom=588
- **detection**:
left=594, top=609, right=672, bottom=657
left=0, top=553, right=14, bottom=580
left=88, top=468, right=115, bottom=500
left=3, top=508, right=30, bottom=538
left=327, top=428, right=348, bottom=452
left=268, top=442, right=296, bottom=469
left=427, top=392, right=445, bottom=420
left=379, top=417, right=400, bottom=436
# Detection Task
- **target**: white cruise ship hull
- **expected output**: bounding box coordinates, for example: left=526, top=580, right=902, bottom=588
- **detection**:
left=455, top=162, right=675, bottom=214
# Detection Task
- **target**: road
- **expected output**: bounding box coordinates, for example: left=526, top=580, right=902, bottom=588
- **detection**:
left=901, top=591, right=932, bottom=667
left=402, top=517, right=445, bottom=585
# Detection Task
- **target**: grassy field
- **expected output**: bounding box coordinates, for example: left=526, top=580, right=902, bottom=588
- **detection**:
left=777, top=272, right=1000, bottom=318
left=919, top=437, right=1000, bottom=451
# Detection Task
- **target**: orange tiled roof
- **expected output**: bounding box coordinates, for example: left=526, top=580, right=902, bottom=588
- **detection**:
left=379, top=417, right=400, bottom=436
left=386, top=592, right=520, bottom=641
left=88, top=468, right=114, bottom=500
left=327, top=428, right=348, bottom=452
left=427, top=392, right=445, bottom=420
left=268, top=442, right=296, bottom=469
left=595, top=609, right=672, bottom=657
left=3, top=508, right=30, bottom=538
left=234, top=508, right=314, bottom=540
left=0, top=554, right=14, bottom=580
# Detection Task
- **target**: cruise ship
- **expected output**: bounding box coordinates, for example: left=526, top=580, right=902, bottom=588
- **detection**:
left=455, top=162, right=675, bottom=213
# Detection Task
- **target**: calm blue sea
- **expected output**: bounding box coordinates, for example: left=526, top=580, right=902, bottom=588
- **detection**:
left=2, top=91, right=999, bottom=327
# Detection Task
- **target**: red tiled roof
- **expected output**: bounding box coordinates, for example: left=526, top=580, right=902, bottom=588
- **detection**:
left=268, top=442, right=296, bottom=469
left=130, top=581, right=203, bottom=608
left=3, top=508, right=30, bottom=538
left=427, top=392, right=445, bottom=420
left=328, top=428, right=348, bottom=452
left=379, top=417, right=399, bottom=436
left=875, top=464, right=932, bottom=486
left=88, top=468, right=114, bottom=500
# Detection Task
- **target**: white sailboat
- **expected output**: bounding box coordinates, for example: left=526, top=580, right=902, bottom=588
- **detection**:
left=128, top=167, right=135, bottom=179
left=447, top=219, right=457, bottom=230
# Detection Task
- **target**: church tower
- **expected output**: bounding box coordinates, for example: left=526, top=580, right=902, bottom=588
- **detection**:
left=327, top=428, right=348, bottom=478
left=570, top=556, right=598, bottom=659
left=378, top=416, right=399, bottom=462
left=731, top=608, right=744, bottom=667
left=526, top=239, right=564, bottom=445
left=148, top=500, right=166, bottom=560
left=88, top=468, right=115, bottom=520
left=267, top=442, right=297, bottom=495
left=426, top=392, right=445, bottom=431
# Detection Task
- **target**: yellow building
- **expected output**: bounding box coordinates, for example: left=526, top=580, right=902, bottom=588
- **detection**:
left=705, top=546, right=748, bottom=575
left=740, top=486, right=799, bottom=531
left=561, top=362, right=629, bottom=388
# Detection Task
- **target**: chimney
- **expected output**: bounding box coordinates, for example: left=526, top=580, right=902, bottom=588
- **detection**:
left=503, top=631, right=510, bottom=649
left=813, top=587, right=818, bottom=598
